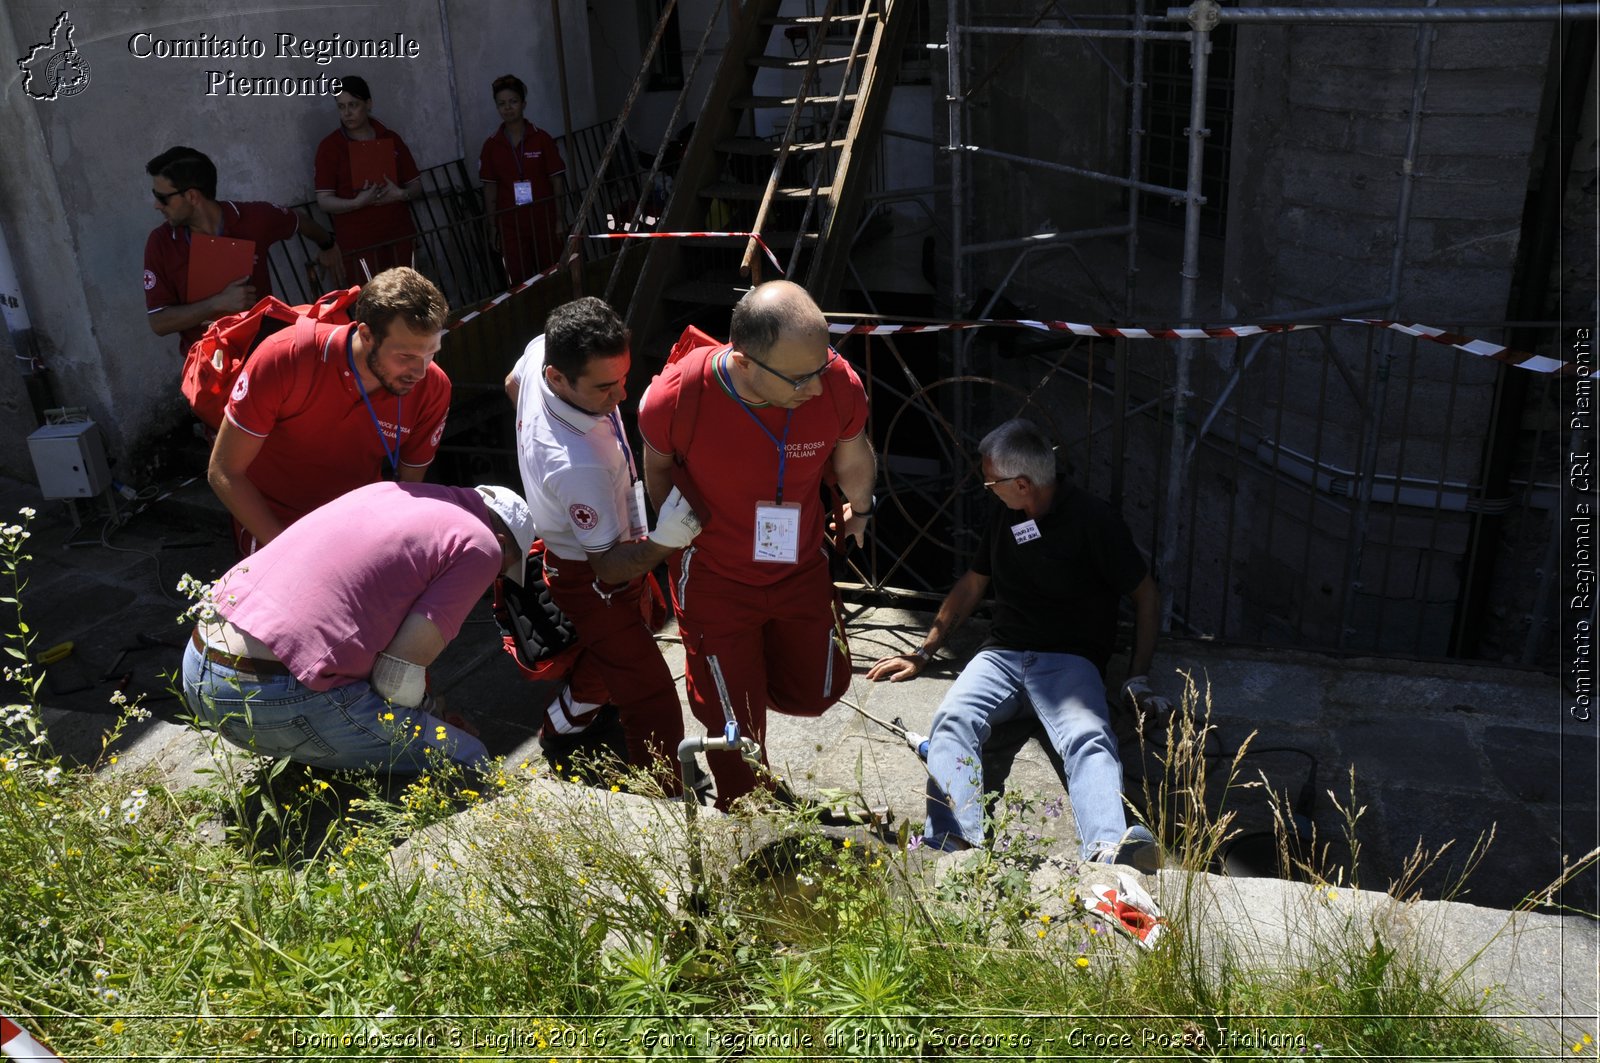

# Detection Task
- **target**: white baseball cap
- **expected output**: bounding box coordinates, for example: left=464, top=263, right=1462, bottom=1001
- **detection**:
left=474, top=484, right=537, bottom=585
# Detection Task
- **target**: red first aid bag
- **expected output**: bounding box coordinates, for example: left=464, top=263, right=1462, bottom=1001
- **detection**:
left=181, top=285, right=361, bottom=430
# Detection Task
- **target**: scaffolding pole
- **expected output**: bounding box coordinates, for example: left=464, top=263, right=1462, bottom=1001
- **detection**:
left=1166, top=3, right=1598, bottom=22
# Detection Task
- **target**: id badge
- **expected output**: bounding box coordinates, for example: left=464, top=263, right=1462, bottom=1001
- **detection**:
left=1011, top=518, right=1042, bottom=545
left=753, top=501, right=802, bottom=564
left=513, top=180, right=534, bottom=206
left=626, top=480, right=648, bottom=541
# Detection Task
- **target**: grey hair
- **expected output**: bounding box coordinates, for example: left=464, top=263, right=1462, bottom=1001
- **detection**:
left=979, top=418, right=1056, bottom=485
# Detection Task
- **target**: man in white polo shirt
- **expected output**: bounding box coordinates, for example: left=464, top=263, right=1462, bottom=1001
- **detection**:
left=505, top=296, right=701, bottom=791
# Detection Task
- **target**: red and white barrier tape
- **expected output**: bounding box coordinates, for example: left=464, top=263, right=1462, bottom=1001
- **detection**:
left=827, top=316, right=1588, bottom=378
left=446, top=256, right=573, bottom=331
left=588, top=231, right=785, bottom=274
left=1348, top=319, right=1586, bottom=377
left=1, top=1015, right=65, bottom=1062
left=826, top=319, right=1318, bottom=342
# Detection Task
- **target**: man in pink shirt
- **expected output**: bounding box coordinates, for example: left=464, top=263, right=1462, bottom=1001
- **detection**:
left=180, top=481, right=535, bottom=772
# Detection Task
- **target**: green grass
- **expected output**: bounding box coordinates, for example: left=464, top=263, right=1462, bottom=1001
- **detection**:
left=0, top=512, right=1576, bottom=1061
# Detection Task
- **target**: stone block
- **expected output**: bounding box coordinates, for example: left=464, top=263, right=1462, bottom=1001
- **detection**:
left=1429, top=22, right=1553, bottom=70
left=1332, top=717, right=1479, bottom=789
left=1278, top=151, right=1403, bottom=216
left=1371, top=785, right=1552, bottom=910
left=1421, top=67, right=1547, bottom=118
left=1480, top=726, right=1597, bottom=808
left=1420, top=114, right=1541, bottom=157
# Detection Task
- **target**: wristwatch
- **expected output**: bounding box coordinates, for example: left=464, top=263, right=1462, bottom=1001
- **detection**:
left=853, top=493, right=876, bottom=518
left=912, top=646, right=933, bottom=663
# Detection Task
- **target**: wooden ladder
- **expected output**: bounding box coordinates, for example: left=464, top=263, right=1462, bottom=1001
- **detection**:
left=623, top=0, right=913, bottom=339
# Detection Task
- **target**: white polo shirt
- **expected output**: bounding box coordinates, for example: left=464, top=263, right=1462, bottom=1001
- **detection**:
left=510, top=335, right=645, bottom=561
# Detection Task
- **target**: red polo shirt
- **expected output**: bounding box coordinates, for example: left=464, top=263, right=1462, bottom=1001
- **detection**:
left=143, top=200, right=299, bottom=351
left=314, top=116, right=420, bottom=264
left=225, top=320, right=451, bottom=532
left=478, top=123, right=566, bottom=208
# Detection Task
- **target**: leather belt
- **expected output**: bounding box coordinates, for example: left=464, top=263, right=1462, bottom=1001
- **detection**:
left=190, top=628, right=292, bottom=677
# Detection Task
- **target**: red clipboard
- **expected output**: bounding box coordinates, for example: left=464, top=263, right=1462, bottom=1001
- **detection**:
left=186, top=233, right=255, bottom=303
left=348, top=139, right=397, bottom=189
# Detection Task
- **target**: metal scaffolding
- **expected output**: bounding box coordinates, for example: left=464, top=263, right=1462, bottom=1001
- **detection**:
left=938, top=0, right=1596, bottom=638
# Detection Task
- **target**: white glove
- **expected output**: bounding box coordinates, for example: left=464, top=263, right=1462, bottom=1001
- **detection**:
left=1120, top=675, right=1173, bottom=718
left=372, top=652, right=427, bottom=708
left=648, top=486, right=702, bottom=549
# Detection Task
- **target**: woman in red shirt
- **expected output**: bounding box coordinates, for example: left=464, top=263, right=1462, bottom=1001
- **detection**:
left=479, top=74, right=568, bottom=285
left=314, top=75, right=422, bottom=281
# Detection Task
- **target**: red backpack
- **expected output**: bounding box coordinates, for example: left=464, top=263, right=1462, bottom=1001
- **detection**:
left=181, top=285, right=361, bottom=430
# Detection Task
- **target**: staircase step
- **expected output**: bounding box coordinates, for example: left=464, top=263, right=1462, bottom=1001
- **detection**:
left=733, top=92, right=858, bottom=109
left=703, top=181, right=835, bottom=202
left=748, top=53, right=854, bottom=69
left=763, top=13, right=875, bottom=26
left=717, top=136, right=848, bottom=156
left=664, top=274, right=750, bottom=307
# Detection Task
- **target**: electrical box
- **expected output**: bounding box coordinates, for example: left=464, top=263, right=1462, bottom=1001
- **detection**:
left=28, top=421, right=112, bottom=499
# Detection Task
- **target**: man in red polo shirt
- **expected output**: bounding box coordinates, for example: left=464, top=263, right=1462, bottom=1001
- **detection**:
left=208, top=266, right=452, bottom=555
left=143, top=146, right=342, bottom=354
left=638, top=281, right=877, bottom=809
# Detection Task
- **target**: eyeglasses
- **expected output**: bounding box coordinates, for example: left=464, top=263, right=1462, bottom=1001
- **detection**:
left=152, top=187, right=191, bottom=205
left=744, top=348, right=838, bottom=392
left=982, top=476, right=1021, bottom=490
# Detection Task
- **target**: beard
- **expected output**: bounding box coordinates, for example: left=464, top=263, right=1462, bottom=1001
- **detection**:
left=368, top=350, right=421, bottom=396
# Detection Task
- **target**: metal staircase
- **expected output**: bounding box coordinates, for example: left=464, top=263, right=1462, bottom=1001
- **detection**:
left=623, top=0, right=913, bottom=338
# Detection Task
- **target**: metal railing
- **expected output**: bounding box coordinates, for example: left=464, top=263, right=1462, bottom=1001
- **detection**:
left=832, top=320, right=1569, bottom=665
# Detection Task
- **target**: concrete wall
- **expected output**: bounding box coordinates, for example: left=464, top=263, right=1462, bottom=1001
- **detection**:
left=0, top=0, right=593, bottom=482
left=942, top=4, right=1556, bottom=656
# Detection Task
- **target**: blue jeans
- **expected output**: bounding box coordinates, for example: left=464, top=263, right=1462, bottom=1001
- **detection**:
left=924, top=648, right=1128, bottom=860
left=181, top=639, right=489, bottom=773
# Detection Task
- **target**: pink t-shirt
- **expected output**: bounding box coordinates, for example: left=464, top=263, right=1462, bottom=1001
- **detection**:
left=214, top=482, right=501, bottom=690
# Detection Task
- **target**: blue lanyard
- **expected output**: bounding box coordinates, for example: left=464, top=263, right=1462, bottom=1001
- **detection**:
left=716, top=351, right=792, bottom=503
left=503, top=125, right=527, bottom=180
left=348, top=330, right=402, bottom=472
left=607, top=410, right=638, bottom=483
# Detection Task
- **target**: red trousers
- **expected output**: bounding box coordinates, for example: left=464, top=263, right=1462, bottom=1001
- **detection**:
left=544, top=554, right=685, bottom=789
left=670, top=549, right=850, bottom=808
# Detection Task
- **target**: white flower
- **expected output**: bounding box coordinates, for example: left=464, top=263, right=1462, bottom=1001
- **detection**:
left=42, top=766, right=61, bottom=786
left=18, top=507, right=36, bottom=519
left=92, top=968, right=108, bottom=983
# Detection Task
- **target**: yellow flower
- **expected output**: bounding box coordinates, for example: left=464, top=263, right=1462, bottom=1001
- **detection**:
left=434, top=726, right=447, bottom=741
left=1074, top=956, right=1089, bottom=969
left=381, top=711, right=394, bottom=722
left=111, top=1020, right=124, bottom=1034
left=1036, top=928, right=1046, bottom=939
left=610, top=785, right=620, bottom=793
left=1039, top=913, right=1051, bottom=924
left=842, top=838, right=852, bottom=849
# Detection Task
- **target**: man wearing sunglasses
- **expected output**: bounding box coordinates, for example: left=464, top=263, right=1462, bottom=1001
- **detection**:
left=638, top=280, right=876, bottom=810
left=865, top=418, right=1168, bottom=871
left=143, top=145, right=343, bottom=354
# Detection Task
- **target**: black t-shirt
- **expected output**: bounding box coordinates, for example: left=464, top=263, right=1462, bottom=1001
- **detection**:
left=973, top=481, right=1149, bottom=673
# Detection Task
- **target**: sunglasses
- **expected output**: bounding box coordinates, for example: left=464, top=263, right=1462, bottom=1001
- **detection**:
left=982, top=476, right=1022, bottom=490
left=744, top=348, right=838, bottom=392
left=152, top=187, right=191, bottom=205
